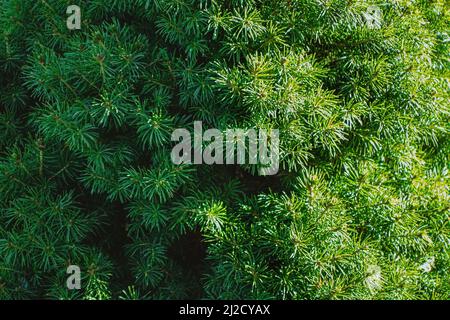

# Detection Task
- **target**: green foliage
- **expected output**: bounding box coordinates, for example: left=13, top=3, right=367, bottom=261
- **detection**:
left=0, top=0, right=448, bottom=300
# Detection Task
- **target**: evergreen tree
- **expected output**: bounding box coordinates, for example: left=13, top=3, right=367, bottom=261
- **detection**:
left=0, top=0, right=448, bottom=299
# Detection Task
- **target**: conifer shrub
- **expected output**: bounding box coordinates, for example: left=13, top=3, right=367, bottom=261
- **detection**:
left=0, top=0, right=448, bottom=299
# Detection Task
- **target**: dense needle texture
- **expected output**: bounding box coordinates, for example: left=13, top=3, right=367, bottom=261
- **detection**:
left=0, top=0, right=449, bottom=299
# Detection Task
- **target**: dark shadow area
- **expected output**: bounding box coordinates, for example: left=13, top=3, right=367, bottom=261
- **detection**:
left=167, top=229, right=207, bottom=299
